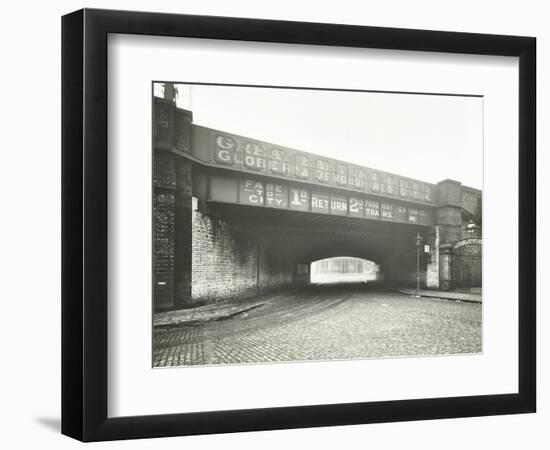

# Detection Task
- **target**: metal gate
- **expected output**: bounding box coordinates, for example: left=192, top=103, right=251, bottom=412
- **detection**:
left=452, top=249, right=482, bottom=290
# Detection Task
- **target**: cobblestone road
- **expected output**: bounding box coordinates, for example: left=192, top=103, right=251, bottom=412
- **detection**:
left=153, top=286, right=482, bottom=367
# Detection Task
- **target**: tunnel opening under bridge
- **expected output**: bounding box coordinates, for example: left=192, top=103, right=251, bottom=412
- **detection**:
left=183, top=201, right=428, bottom=307
left=310, top=256, right=383, bottom=285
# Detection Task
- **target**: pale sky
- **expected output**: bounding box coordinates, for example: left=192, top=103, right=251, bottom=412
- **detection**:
left=156, top=83, right=483, bottom=189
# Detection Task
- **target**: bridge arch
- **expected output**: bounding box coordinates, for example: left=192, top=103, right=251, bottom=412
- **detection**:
left=310, top=256, right=382, bottom=285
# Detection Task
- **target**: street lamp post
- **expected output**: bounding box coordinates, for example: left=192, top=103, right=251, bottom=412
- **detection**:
left=415, top=233, right=423, bottom=294
left=466, top=220, right=478, bottom=293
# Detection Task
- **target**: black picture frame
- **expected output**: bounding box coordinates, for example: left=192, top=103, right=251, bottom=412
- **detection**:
left=61, top=8, right=536, bottom=442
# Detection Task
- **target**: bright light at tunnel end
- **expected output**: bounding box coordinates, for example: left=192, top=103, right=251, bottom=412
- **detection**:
left=310, top=256, right=383, bottom=285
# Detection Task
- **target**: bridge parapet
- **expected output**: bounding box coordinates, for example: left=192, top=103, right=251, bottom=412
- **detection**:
left=154, top=97, right=481, bottom=215
left=188, top=124, right=439, bottom=207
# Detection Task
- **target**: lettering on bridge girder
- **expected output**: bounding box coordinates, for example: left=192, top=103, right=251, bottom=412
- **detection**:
left=213, top=176, right=432, bottom=225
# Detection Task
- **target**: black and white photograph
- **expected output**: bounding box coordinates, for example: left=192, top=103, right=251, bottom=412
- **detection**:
left=152, top=82, right=483, bottom=368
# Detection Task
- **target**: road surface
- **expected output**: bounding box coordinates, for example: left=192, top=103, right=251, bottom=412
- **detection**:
left=153, top=285, right=482, bottom=367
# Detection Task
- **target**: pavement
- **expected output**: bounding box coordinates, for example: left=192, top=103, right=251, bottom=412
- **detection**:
left=154, top=300, right=268, bottom=328
left=396, top=288, right=482, bottom=303
left=153, top=285, right=482, bottom=367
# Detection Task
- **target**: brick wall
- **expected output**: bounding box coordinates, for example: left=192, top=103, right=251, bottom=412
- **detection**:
left=153, top=98, right=194, bottom=310
left=191, top=209, right=258, bottom=304
left=191, top=208, right=294, bottom=305
left=153, top=156, right=194, bottom=309
left=153, top=152, right=176, bottom=309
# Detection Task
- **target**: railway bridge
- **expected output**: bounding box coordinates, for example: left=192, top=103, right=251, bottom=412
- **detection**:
left=153, top=97, right=482, bottom=310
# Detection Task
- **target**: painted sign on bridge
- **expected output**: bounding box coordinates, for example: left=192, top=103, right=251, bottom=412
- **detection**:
left=207, top=175, right=433, bottom=226
left=190, top=125, right=436, bottom=205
